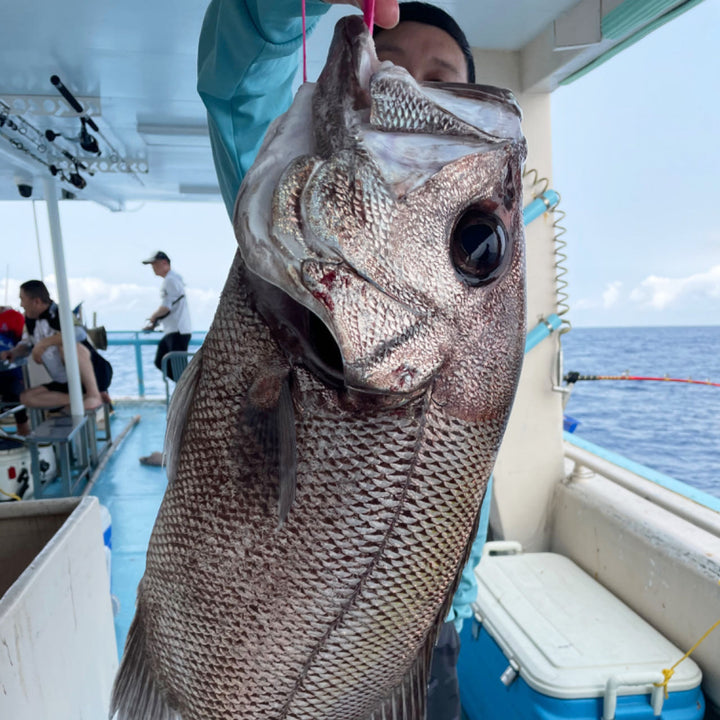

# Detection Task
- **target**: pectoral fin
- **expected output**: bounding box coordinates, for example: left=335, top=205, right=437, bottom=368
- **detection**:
left=246, top=368, right=297, bottom=524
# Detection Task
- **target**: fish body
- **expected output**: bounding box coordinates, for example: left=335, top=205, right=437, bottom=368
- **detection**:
left=112, top=16, right=526, bottom=720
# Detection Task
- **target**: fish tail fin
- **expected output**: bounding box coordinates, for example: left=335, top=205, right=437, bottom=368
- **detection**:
left=165, top=346, right=203, bottom=483
left=371, top=638, right=433, bottom=720
left=110, top=607, right=181, bottom=720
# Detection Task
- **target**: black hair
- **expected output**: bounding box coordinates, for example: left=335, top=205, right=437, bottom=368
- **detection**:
left=374, top=1, right=475, bottom=83
left=20, top=280, right=51, bottom=305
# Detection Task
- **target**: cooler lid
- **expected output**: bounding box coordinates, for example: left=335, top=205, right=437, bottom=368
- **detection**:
left=473, top=546, right=702, bottom=699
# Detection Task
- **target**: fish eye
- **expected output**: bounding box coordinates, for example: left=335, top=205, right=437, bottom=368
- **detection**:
left=450, top=209, right=507, bottom=287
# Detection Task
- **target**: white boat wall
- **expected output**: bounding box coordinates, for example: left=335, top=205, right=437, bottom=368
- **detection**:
left=1, top=0, right=717, bottom=717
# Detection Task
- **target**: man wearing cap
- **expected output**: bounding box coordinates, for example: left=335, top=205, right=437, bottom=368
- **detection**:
left=142, top=251, right=192, bottom=378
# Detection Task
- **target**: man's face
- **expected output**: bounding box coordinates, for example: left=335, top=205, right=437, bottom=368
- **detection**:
left=19, top=290, right=43, bottom=319
left=375, top=21, right=468, bottom=84
left=151, top=259, right=169, bottom=277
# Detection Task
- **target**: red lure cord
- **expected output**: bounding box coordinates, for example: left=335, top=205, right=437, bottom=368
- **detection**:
left=301, top=0, right=376, bottom=83
left=564, top=373, right=720, bottom=388
left=363, top=0, right=376, bottom=30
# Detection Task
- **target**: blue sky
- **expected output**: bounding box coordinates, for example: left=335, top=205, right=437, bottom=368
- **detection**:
left=551, top=0, right=719, bottom=327
left=3, top=0, right=718, bottom=331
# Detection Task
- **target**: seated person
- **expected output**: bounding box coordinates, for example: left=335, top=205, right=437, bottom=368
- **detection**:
left=0, top=304, right=30, bottom=435
left=0, top=280, right=113, bottom=412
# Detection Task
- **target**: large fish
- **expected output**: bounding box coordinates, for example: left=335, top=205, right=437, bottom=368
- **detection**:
left=112, top=15, right=526, bottom=720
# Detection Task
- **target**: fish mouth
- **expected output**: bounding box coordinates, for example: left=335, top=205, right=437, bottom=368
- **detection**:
left=298, top=258, right=441, bottom=398
left=314, top=15, right=522, bottom=155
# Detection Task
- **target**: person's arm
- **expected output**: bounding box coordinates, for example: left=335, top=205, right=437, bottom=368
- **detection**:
left=148, top=305, right=172, bottom=325
left=143, top=304, right=172, bottom=332
left=0, top=342, right=30, bottom=362
left=197, top=0, right=399, bottom=217
left=30, top=332, right=63, bottom=364
left=145, top=275, right=182, bottom=329
left=1, top=325, right=34, bottom=362
left=197, top=0, right=330, bottom=217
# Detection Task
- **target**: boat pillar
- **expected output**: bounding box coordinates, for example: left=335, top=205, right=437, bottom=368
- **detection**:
left=42, top=177, right=84, bottom=419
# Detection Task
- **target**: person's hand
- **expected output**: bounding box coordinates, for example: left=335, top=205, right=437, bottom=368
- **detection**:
left=142, top=319, right=158, bottom=333
left=0, top=350, right=11, bottom=362
left=324, top=0, right=399, bottom=29
left=31, top=339, right=46, bottom=364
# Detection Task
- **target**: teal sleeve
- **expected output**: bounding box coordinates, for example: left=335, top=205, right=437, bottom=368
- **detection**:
left=446, top=476, right=493, bottom=632
left=197, top=0, right=329, bottom=217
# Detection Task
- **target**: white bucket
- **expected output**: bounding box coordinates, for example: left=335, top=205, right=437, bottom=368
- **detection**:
left=36, top=444, right=58, bottom=484
left=0, top=439, right=32, bottom=501
left=0, top=440, right=58, bottom=500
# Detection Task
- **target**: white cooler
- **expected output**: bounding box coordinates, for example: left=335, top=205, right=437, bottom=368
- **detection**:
left=457, top=542, right=704, bottom=720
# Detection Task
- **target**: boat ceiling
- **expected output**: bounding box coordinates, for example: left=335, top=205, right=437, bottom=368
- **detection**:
left=0, top=0, right=687, bottom=207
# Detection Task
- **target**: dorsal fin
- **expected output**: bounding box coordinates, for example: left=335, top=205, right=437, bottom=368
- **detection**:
left=164, top=347, right=203, bottom=483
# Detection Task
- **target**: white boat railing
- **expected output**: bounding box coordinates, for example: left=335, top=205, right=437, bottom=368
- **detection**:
left=564, top=431, right=720, bottom=521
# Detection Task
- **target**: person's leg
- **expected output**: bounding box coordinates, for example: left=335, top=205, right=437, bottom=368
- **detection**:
left=21, top=383, right=71, bottom=409
left=76, top=343, right=103, bottom=410
left=155, top=334, right=171, bottom=372
left=56, top=342, right=103, bottom=410
left=176, top=333, right=191, bottom=353
left=0, top=372, right=31, bottom=435
left=427, top=622, right=462, bottom=720
left=143, top=335, right=173, bottom=463
left=85, top=342, right=113, bottom=409
left=165, top=333, right=192, bottom=381
left=14, top=406, right=30, bottom=435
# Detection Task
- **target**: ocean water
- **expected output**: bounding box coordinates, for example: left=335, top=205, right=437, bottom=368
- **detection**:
left=102, top=327, right=719, bottom=499
left=103, top=343, right=173, bottom=399
left=561, top=326, right=720, bottom=499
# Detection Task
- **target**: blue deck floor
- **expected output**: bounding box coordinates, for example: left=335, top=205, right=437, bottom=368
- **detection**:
left=88, top=399, right=169, bottom=658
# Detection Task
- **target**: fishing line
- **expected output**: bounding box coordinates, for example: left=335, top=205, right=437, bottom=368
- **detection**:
left=32, top=200, right=44, bottom=280
left=564, top=371, right=720, bottom=388
left=301, top=0, right=308, bottom=83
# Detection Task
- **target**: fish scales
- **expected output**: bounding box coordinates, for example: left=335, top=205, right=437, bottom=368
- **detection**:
left=134, top=256, right=493, bottom=719
left=112, top=15, right=526, bottom=720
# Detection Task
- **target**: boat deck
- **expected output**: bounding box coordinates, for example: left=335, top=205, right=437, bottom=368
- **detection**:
left=87, top=399, right=169, bottom=657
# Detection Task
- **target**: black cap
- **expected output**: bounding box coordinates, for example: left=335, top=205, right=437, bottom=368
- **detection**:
left=142, top=251, right=170, bottom=264
left=374, top=2, right=476, bottom=84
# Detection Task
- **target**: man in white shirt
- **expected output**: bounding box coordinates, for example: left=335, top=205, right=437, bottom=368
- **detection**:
left=0, top=280, right=112, bottom=411
left=142, top=251, right=192, bottom=381
left=140, top=251, right=192, bottom=466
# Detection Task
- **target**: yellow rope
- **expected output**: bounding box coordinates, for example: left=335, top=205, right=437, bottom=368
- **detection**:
left=655, top=615, right=720, bottom=698
left=0, top=487, right=22, bottom=502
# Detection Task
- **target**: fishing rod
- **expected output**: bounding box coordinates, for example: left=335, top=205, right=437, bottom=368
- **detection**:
left=50, top=74, right=145, bottom=185
left=564, top=371, right=720, bottom=388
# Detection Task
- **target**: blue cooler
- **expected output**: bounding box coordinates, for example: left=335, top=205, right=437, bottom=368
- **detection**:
left=457, top=544, right=704, bottom=720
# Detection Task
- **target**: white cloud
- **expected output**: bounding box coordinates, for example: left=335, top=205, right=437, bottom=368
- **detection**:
left=0, top=275, right=222, bottom=332
left=602, top=281, right=622, bottom=308
left=574, top=281, right=623, bottom=310
left=629, top=265, right=720, bottom=310
left=574, top=298, right=596, bottom=310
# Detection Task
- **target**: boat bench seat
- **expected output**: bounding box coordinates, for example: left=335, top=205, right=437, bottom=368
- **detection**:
left=27, top=414, right=92, bottom=497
